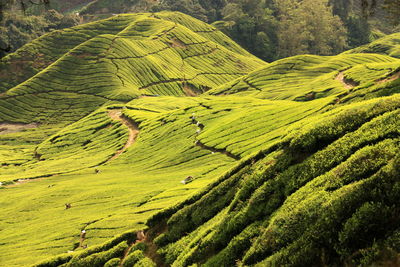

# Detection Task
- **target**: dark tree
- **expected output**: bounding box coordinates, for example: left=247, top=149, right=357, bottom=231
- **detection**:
left=383, top=0, right=400, bottom=25
left=20, top=0, right=50, bottom=14
left=361, top=0, right=377, bottom=16
left=1, top=0, right=50, bottom=21
left=0, top=0, right=50, bottom=53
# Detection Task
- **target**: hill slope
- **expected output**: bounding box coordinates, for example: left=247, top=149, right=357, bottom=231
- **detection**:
left=0, top=12, right=264, bottom=123
left=344, top=32, right=400, bottom=58
left=150, top=94, right=400, bottom=267
left=0, top=14, right=399, bottom=267
left=207, top=53, right=399, bottom=101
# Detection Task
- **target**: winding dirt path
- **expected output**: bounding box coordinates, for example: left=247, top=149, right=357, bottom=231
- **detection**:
left=376, top=71, right=400, bottom=84
left=335, top=71, right=358, bottom=89
left=107, top=109, right=139, bottom=162
left=1, top=111, right=139, bottom=187
left=3, top=177, right=49, bottom=188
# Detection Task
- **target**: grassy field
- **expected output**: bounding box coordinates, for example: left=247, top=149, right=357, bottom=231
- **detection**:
left=207, top=53, right=399, bottom=101
left=154, top=94, right=400, bottom=267
left=0, top=11, right=264, bottom=124
left=0, top=95, right=331, bottom=265
left=344, top=32, right=400, bottom=59
left=0, top=12, right=400, bottom=267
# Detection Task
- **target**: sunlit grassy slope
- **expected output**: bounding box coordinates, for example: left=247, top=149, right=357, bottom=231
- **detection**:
left=0, top=14, right=399, bottom=267
left=0, top=95, right=329, bottom=266
left=344, top=32, right=400, bottom=58
left=207, top=53, right=399, bottom=101
left=0, top=11, right=265, bottom=123
left=152, top=94, right=400, bottom=267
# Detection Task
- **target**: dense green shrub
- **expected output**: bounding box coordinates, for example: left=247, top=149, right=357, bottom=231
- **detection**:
left=104, top=257, right=121, bottom=267
left=122, top=250, right=144, bottom=267
left=66, top=241, right=128, bottom=267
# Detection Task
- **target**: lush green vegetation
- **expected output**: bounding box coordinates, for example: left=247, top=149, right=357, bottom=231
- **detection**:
left=0, top=9, right=80, bottom=58
left=151, top=0, right=398, bottom=61
left=344, top=32, right=400, bottom=58
left=3, top=0, right=398, bottom=62
left=152, top=94, right=400, bottom=267
left=207, top=52, right=399, bottom=100
left=0, top=11, right=264, bottom=123
left=0, top=10, right=399, bottom=267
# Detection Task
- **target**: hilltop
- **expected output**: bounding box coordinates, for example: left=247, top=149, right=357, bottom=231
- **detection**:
left=344, top=32, right=400, bottom=58
left=0, top=11, right=400, bottom=267
left=0, top=11, right=264, bottom=124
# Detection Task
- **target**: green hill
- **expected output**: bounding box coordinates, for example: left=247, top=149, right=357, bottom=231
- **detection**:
left=0, top=12, right=264, bottom=123
left=0, top=12, right=399, bottom=267
left=149, top=94, right=400, bottom=267
left=207, top=53, right=399, bottom=101
left=343, top=32, right=400, bottom=58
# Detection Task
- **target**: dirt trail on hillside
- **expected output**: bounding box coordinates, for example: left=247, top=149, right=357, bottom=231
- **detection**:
left=2, top=173, right=57, bottom=188
left=118, top=229, right=165, bottom=267
left=107, top=109, right=139, bottom=162
left=335, top=71, right=358, bottom=89
left=376, top=71, right=400, bottom=84
left=0, top=122, right=38, bottom=135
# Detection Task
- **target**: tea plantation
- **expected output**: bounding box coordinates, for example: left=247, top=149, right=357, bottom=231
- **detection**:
left=0, top=12, right=399, bottom=267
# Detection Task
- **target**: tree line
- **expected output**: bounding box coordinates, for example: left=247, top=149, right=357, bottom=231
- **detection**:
left=0, top=0, right=399, bottom=60
left=0, top=0, right=79, bottom=57
left=155, top=0, right=399, bottom=61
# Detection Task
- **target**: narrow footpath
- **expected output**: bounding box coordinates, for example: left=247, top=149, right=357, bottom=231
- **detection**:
left=335, top=71, right=359, bottom=89
left=107, top=109, right=140, bottom=162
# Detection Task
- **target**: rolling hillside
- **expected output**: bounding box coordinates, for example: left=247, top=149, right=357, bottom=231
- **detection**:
left=344, top=32, right=400, bottom=59
left=207, top=53, right=399, bottom=101
left=0, top=11, right=400, bottom=267
left=0, top=11, right=264, bottom=123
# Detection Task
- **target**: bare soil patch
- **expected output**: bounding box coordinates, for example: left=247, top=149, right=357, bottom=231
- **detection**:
left=335, top=71, right=359, bottom=89
left=0, top=122, right=38, bottom=135
left=107, top=109, right=139, bottom=162
left=376, top=71, right=400, bottom=84
left=183, top=81, right=198, bottom=97
left=169, top=38, right=187, bottom=49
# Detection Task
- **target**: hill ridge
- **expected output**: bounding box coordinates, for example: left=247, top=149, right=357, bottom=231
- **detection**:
left=0, top=13, right=399, bottom=267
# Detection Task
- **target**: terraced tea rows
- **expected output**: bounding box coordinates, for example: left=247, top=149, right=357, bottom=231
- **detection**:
left=0, top=14, right=139, bottom=93
left=151, top=95, right=400, bottom=267
left=0, top=12, right=265, bottom=124
left=344, top=32, right=400, bottom=59
left=208, top=53, right=399, bottom=101
left=0, top=11, right=399, bottom=267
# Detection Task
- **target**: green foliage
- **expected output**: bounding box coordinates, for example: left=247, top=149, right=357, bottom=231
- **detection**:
left=122, top=250, right=144, bottom=267
left=0, top=9, right=79, bottom=58
left=344, top=32, right=400, bottom=58
left=104, top=257, right=121, bottom=267
left=338, top=202, right=392, bottom=256
left=0, top=12, right=264, bottom=123
left=208, top=52, right=398, bottom=101
left=153, top=0, right=379, bottom=61
left=66, top=241, right=128, bottom=267
left=213, top=1, right=278, bottom=61
left=154, top=94, right=400, bottom=266
left=275, top=0, right=347, bottom=57
left=346, top=15, right=371, bottom=48
left=133, top=257, right=156, bottom=267
left=383, top=0, right=400, bottom=25
left=0, top=8, right=399, bottom=267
